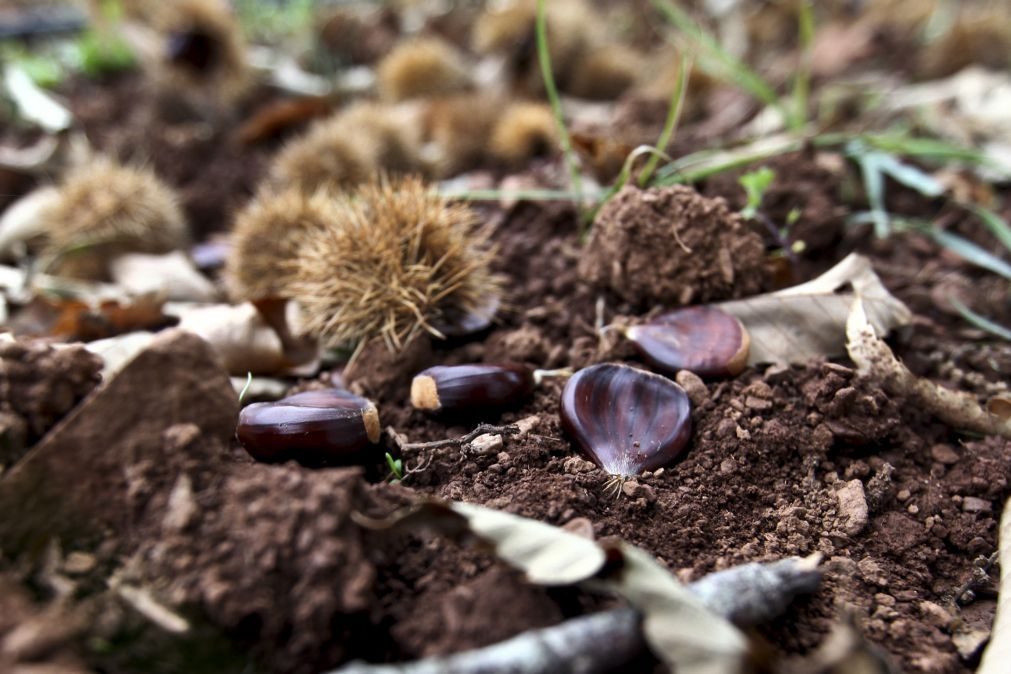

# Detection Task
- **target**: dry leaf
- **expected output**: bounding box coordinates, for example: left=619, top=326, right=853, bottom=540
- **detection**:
left=977, top=496, right=1011, bottom=674
left=9, top=293, right=173, bottom=341
left=593, top=542, right=747, bottom=674
left=846, top=297, right=1011, bottom=438
left=789, top=616, right=897, bottom=673
left=233, top=96, right=331, bottom=145
left=109, top=251, right=219, bottom=302
left=717, top=253, right=911, bottom=366
left=0, top=186, right=61, bottom=255
left=84, top=331, right=156, bottom=379
left=356, top=500, right=747, bottom=673
left=176, top=302, right=287, bottom=376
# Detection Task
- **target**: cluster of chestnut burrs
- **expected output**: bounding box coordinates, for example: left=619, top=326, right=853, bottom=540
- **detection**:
left=237, top=305, right=749, bottom=485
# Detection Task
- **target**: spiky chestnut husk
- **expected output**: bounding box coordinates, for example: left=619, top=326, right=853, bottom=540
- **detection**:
left=568, top=43, right=645, bottom=101
left=269, top=103, right=422, bottom=193
left=40, top=157, right=188, bottom=280
left=626, top=306, right=750, bottom=379
left=237, top=388, right=380, bottom=464
left=411, top=364, right=534, bottom=413
left=489, top=102, right=559, bottom=166
left=421, top=94, right=501, bottom=177
left=269, top=116, right=375, bottom=194
left=151, top=0, right=250, bottom=104
left=376, top=37, right=472, bottom=102
left=287, top=176, right=500, bottom=351
left=471, top=0, right=601, bottom=95
left=560, top=363, right=691, bottom=477
left=225, top=187, right=342, bottom=301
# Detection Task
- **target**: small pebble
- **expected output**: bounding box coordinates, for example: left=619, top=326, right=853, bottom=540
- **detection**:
left=961, top=497, right=991, bottom=513
left=930, top=444, right=959, bottom=465
left=469, top=433, right=503, bottom=454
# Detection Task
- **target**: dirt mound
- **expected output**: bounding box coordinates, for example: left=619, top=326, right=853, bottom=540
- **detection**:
left=580, top=184, right=768, bottom=308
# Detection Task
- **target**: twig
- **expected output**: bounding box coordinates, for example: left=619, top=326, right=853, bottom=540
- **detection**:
left=399, top=424, right=520, bottom=453
left=954, top=551, right=999, bottom=606
left=326, top=556, right=822, bottom=674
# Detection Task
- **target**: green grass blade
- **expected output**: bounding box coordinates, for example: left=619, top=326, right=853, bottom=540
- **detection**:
left=536, top=0, right=583, bottom=208
left=873, top=152, right=945, bottom=197
left=790, top=0, right=815, bottom=131
left=929, top=227, right=1011, bottom=281
left=639, top=55, right=691, bottom=187
left=949, top=297, right=1011, bottom=342
left=969, top=204, right=1011, bottom=252
left=238, top=372, right=253, bottom=403
left=651, top=0, right=786, bottom=121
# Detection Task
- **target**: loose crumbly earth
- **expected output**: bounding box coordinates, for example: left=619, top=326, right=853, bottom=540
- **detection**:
left=580, top=184, right=769, bottom=308
left=2, top=69, right=1011, bottom=674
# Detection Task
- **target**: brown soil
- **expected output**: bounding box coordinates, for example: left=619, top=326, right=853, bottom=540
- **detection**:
left=580, top=184, right=769, bottom=309
left=3, top=32, right=1011, bottom=674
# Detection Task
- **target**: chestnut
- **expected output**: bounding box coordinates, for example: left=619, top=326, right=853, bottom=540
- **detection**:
left=625, top=306, right=750, bottom=379
left=560, top=363, right=691, bottom=478
left=237, top=388, right=380, bottom=464
left=411, top=364, right=535, bottom=413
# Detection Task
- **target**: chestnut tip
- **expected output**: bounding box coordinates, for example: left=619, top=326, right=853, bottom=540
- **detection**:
left=410, top=374, right=441, bottom=411
left=362, top=402, right=381, bottom=444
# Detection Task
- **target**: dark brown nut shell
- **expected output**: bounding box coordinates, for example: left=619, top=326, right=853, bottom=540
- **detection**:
left=410, top=363, right=534, bottom=412
left=626, top=306, right=750, bottom=379
left=560, top=363, right=691, bottom=476
left=237, top=388, right=380, bottom=464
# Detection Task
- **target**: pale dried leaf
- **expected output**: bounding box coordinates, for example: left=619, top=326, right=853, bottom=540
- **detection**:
left=176, top=303, right=286, bottom=376
left=594, top=543, right=746, bottom=674
left=84, top=331, right=155, bottom=379
left=359, top=500, right=747, bottom=673
left=110, top=252, right=218, bottom=302
left=846, top=297, right=1011, bottom=438
left=448, top=501, right=607, bottom=585
left=718, top=253, right=911, bottom=366
left=2, top=65, right=72, bottom=132
left=976, top=496, right=1011, bottom=674
left=0, top=186, right=61, bottom=255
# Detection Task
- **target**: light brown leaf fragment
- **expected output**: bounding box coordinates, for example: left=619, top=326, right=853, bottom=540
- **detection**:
left=846, top=297, right=1011, bottom=438
left=719, top=254, right=911, bottom=366
left=976, top=497, right=1011, bottom=674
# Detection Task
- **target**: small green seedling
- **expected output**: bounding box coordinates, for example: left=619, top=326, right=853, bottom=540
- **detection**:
left=739, top=166, right=776, bottom=220
left=385, top=452, right=404, bottom=482
left=237, top=372, right=253, bottom=403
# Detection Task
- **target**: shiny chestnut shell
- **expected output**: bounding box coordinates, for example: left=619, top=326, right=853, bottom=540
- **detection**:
left=560, top=363, right=691, bottom=476
left=237, top=388, right=380, bottom=464
left=626, top=306, right=750, bottom=379
left=410, top=364, right=534, bottom=413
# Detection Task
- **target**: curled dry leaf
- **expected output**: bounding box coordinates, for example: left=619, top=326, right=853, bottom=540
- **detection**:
left=974, top=496, right=1011, bottom=674
left=591, top=542, right=747, bottom=674
left=846, top=297, right=1011, bottom=438
left=718, top=253, right=911, bottom=366
left=356, top=500, right=750, bottom=673
left=176, top=303, right=287, bottom=376
left=0, top=186, right=61, bottom=255
left=109, top=251, right=218, bottom=302
left=9, top=293, right=174, bottom=341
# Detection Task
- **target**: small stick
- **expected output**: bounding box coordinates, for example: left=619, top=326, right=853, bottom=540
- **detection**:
left=397, top=424, right=520, bottom=453
left=325, top=556, right=822, bottom=674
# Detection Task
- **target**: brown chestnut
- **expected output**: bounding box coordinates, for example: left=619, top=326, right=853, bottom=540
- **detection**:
left=625, top=306, right=749, bottom=379
left=560, top=363, right=691, bottom=477
left=237, top=388, right=380, bottom=464
left=411, top=364, right=535, bottom=413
